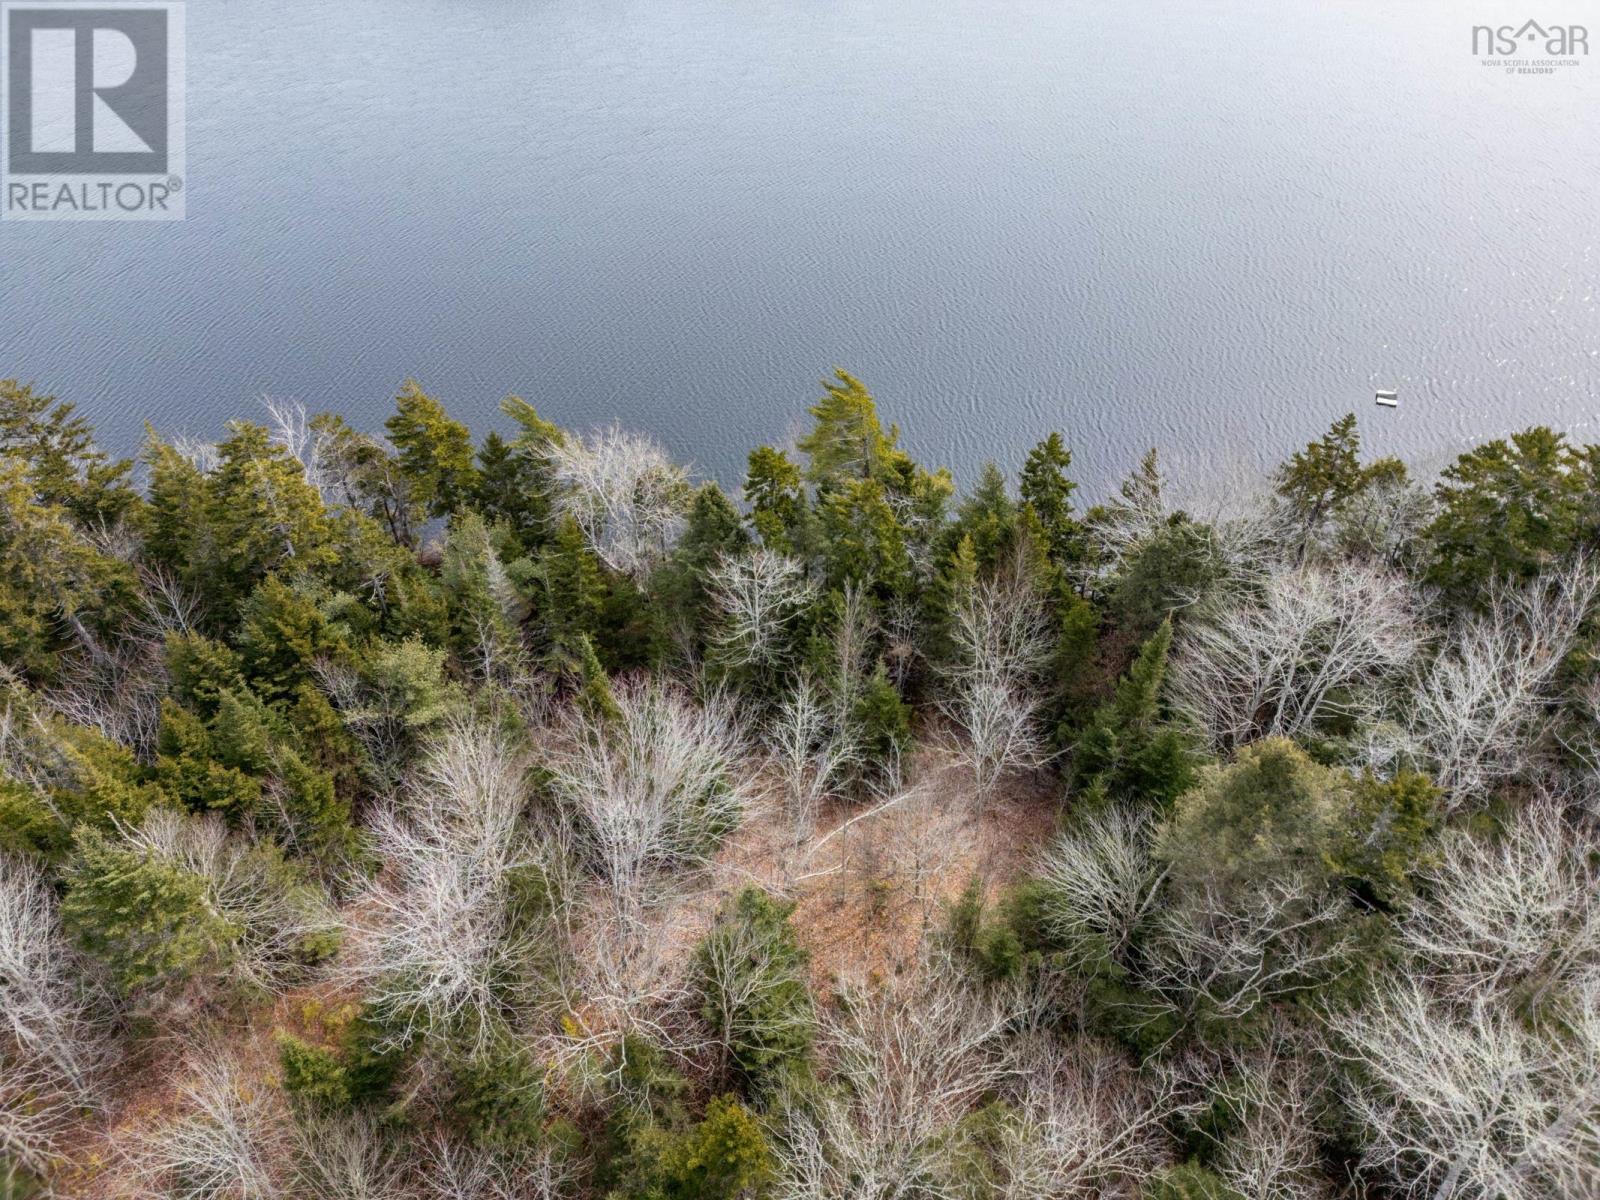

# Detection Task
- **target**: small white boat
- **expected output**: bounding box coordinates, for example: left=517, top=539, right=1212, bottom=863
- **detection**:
left=1374, top=389, right=1399, bottom=408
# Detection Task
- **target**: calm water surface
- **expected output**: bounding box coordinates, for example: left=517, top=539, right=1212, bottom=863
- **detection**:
left=4, top=0, right=1599, bottom=495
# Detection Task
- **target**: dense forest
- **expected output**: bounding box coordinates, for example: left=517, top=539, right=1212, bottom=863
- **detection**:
left=1, top=371, right=1597, bottom=1200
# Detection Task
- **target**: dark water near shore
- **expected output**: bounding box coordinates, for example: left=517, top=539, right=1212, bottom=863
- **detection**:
left=4, top=0, right=1599, bottom=496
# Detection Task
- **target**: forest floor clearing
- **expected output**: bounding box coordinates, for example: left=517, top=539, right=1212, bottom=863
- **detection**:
left=44, top=744, right=1061, bottom=1199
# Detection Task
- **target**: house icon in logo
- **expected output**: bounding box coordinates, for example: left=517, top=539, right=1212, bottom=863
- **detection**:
left=1472, top=17, right=1590, bottom=56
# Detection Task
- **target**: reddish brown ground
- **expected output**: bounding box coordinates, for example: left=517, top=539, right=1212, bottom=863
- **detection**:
left=715, top=744, right=1060, bottom=994
left=46, top=743, right=1062, bottom=1197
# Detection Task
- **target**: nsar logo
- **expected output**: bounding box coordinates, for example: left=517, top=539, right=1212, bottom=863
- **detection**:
left=1471, top=19, right=1588, bottom=74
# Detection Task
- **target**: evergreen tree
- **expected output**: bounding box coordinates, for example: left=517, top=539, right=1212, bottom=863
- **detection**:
left=1158, top=738, right=1349, bottom=898
left=1120, top=447, right=1164, bottom=514
left=63, top=830, right=241, bottom=996
left=210, top=422, right=338, bottom=603
left=323, top=505, right=450, bottom=639
left=694, top=887, right=814, bottom=1095
left=448, top=1032, right=548, bottom=1150
left=1071, top=617, right=1195, bottom=807
left=1274, top=412, right=1366, bottom=551
left=1329, top=770, right=1439, bottom=905
left=0, top=459, right=136, bottom=678
left=145, top=422, right=338, bottom=625
left=926, top=532, right=981, bottom=662
left=310, top=412, right=422, bottom=546
left=438, top=510, right=525, bottom=675
left=155, top=695, right=268, bottom=817
left=142, top=436, right=213, bottom=577
left=744, top=444, right=809, bottom=554
left=1107, top=518, right=1221, bottom=634
left=235, top=574, right=351, bottom=704
left=1144, top=1164, right=1246, bottom=1200
left=1020, top=431, right=1085, bottom=570
left=0, top=378, right=138, bottom=527
left=277, top=1032, right=351, bottom=1113
left=0, top=717, right=164, bottom=861
left=654, top=1095, right=773, bottom=1200
left=798, top=369, right=901, bottom=488
left=385, top=379, right=478, bottom=521
left=818, top=477, right=912, bottom=596
left=851, top=660, right=913, bottom=773
left=944, top=462, right=1017, bottom=574
left=474, top=395, right=564, bottom=552
left=529, top=515, right=607, bottom=666
left=653, top=482, right=750, bottom=657
left=1426, top=427, right=1600, bottom=607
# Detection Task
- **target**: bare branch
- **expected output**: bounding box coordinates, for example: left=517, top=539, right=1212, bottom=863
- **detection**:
left=1331, top=979, right=1600, bottom=1200
left=344, top=718, right=541, bottom=1048
left=1398, top=560, right=1600, bottom=807
left=543, top=677, right=751, bottom=916
left=0, top=854, right=113, bottom=1174
left=131, top=1048, right=291, bottom=1200
left=548, top=424, right=690, bottom=576
left=1034, top=806, right=1163, bottom=965
left=709, top=549, right=817, bottom=673
left=939, top=571, right=1056, bottom=800
left=1169, top=561, right=1421, bottom=750
left=770, top=966, right=1019, bottom=1200
left=1397, top=804, right=1600, bottom=1007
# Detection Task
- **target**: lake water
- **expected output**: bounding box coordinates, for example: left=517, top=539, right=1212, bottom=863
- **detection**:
left=4, top=0, right=1599, bottom=497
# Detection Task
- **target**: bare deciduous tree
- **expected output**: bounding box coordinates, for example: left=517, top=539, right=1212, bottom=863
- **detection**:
left=940, top=571, right=1056, bottom=801
left=172, top=434, right=221, bottom=474
left=1397, top=560, right=1600, bottom=806
left=1085, top=448, right=1169, bottom=586
left=137, top=564, right=205, bottom=638
left=1034, top=806, right=1164, bottom=967
left=131, top=1048, right=291, bottom=1200
left=546, top=888, right=700, bottom=1091
left=709, top=549, right=817, bottom=673
left=123, top=808, right=340, bottom=996
left=548, top=424, right=690, bottom=576
left=1146, top=873, right=1355, bottom=1027
left=1332, top=471, right=1434, bottom=573
left=881, top=593, right=922, bottom=687
left=1397, top=804, right=1600, bottom=1006
left=825, top=581, right=877, bottom=729
left=1332, top=979, right=1600, bottom=1200
left=290, top=1114, right=412, bottom=1200
left=990, top=1034, right=1175, bottom=1199
left=47, top=620, right=169, bottom=757
left=1177, top=1036, right=1333, bottom=1200
left=264, top=396, right=327, bottom=499
left=0, top=1053, right=81, bottom=1184
left=348, top=718, right=543, bottom=1047
left=1169, top=561, right=1420, bottom=750
left=953, top=680, right=1054, bottom=804
left=0, top=854, right=109, bottom=1090
left=771, top=967, right=1018, bottom=1200
left=416, top=1132, right=573, bottom=1200
left=544, top=678, right=750, bottom=915
left=766, top=675, right=859, bottom=838
left=45, top=562, right=205, bottom=756
left=0, top=854, right=111, bottom=1176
